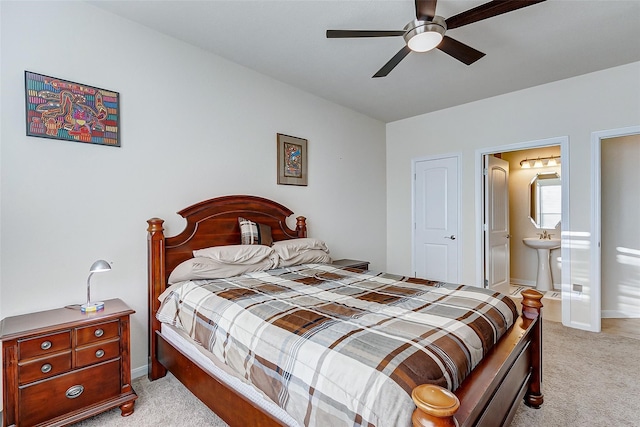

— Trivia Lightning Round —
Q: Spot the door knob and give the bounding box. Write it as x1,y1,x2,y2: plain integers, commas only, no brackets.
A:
444,235,456,240
506,234,511,239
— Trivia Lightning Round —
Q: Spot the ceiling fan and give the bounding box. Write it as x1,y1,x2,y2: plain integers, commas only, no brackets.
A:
326,0,546,78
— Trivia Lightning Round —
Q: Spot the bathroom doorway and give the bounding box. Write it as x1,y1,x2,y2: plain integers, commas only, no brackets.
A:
475,137,570,323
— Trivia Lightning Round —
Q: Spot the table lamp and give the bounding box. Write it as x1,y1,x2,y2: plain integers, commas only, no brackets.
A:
81,259,111,313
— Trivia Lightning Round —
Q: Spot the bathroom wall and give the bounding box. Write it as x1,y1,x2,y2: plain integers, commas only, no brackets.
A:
502,147,561,288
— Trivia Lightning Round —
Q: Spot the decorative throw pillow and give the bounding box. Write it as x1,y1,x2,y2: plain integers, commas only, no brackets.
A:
238,217,273,246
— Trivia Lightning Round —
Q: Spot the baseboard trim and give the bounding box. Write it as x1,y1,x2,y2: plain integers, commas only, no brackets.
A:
132,365,148,379
601,310,640,319
509,278,536,287
510,278,561,290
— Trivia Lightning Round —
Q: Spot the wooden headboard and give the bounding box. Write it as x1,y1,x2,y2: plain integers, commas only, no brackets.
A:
146,195,306,377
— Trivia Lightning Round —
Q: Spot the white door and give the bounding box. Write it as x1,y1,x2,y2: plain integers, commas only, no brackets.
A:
484,156,510,293
413,156,459,283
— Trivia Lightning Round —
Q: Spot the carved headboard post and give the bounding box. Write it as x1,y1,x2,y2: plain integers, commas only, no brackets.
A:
147,218,167,380
296,216,307,238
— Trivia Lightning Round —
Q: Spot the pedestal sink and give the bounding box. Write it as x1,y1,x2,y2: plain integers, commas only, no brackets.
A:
523,237,561,292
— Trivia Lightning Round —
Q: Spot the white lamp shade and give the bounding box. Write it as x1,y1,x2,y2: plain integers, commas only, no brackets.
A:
90,259,111,273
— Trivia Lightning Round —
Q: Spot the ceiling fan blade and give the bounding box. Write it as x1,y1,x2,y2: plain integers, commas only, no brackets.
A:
326,30,405,38
446,0,546,30
415,0,438,20
373,46,412,78
437,36,485,65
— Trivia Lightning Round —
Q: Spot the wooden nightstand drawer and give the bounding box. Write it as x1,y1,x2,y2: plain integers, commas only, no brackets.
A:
1,299,137,426
19,330,71,359
19,358,122,426
76,319,119,346
76,337,121,368
18,351,72,385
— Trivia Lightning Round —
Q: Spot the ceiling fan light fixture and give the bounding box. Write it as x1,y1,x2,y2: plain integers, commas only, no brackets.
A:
404,17,446,52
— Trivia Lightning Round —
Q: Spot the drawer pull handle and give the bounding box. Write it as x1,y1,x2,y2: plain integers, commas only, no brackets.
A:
41,341,52,350
41,363,52,374
95,349,105,358
65,385,84,399
94,328,104,338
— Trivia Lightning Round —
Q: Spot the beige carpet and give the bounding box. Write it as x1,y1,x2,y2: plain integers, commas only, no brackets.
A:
510,320,640,427
75,320,640,426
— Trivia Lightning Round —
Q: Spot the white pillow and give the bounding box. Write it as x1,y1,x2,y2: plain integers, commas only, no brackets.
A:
193,244,277,264
277,250,332,267
272,238,329,261
168,256,278,284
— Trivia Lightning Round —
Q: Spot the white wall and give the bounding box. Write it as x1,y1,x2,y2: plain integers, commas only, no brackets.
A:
386,62,640,328
0,0,386,391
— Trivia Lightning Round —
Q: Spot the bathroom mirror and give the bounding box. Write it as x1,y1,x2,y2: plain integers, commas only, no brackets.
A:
529,172,561,229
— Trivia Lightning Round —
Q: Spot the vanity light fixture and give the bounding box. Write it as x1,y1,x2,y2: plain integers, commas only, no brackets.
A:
81,259,111,313
519,155,560,169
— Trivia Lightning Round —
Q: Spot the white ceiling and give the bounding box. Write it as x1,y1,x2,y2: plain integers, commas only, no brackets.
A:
89,0,640,123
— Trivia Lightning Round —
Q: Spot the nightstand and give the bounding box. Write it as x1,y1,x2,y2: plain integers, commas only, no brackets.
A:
1,298,137,426
332,259,370,270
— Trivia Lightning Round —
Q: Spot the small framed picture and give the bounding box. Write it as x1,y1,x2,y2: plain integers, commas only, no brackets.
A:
277,133,307,186
25,71,120,147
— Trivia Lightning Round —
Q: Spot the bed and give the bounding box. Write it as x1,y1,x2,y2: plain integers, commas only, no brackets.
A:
147,195,543,427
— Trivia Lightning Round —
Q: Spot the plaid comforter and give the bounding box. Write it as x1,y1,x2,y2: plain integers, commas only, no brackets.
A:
157,264,517,427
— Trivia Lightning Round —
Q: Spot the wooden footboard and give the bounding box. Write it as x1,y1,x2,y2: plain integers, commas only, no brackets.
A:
412,289,544,427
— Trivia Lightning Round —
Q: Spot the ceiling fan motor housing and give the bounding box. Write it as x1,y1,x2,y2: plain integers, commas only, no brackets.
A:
403,16,447,52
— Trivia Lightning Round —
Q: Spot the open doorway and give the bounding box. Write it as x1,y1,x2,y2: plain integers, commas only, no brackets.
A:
475,137,570,323
591,126,640,332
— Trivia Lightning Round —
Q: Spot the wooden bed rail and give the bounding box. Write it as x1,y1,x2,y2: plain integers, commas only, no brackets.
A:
411,289,544,427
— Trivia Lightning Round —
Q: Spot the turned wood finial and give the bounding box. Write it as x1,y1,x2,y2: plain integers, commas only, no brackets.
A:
411,384,460,427
521,289,544,320
295,216,307,237
147,218,165,233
